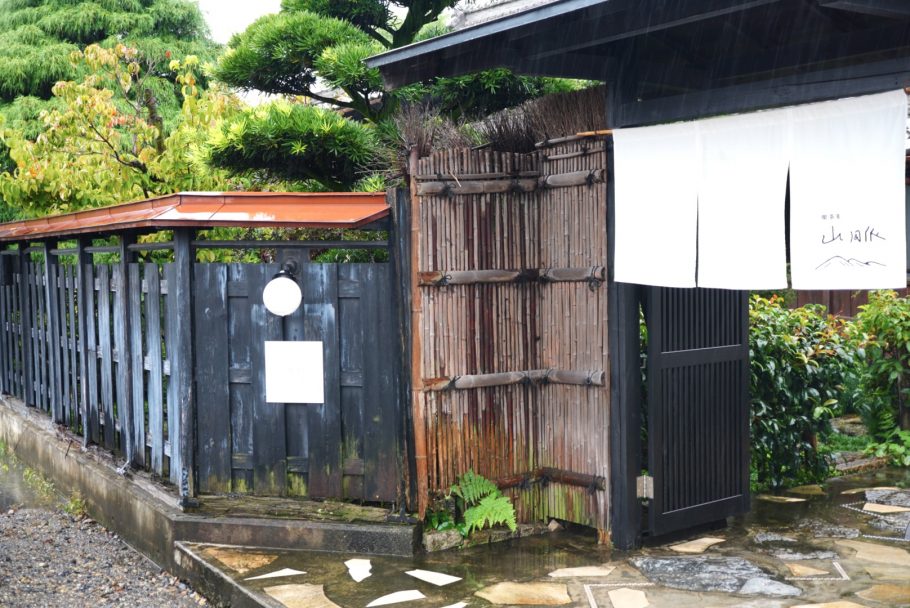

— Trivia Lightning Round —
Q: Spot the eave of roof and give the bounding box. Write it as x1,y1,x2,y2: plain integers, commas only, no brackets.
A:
0,192,389,243
367,0,910,126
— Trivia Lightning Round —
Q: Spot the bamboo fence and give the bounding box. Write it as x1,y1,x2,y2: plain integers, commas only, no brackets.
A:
413,138,610,533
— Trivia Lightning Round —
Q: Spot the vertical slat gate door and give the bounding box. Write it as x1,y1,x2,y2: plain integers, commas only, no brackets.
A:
645,287,750,537
193,262,401,502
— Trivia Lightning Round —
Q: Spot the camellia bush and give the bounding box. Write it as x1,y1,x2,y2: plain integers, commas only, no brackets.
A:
748,295,866,489
855,290,910,437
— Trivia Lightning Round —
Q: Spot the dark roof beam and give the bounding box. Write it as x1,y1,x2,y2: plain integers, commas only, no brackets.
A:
616,54,910,126
819,0,910,19
512,0,786,63
509,51,610,80
702,19,910,84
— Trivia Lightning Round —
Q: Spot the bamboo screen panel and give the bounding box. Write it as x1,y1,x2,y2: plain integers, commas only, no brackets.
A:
415,140,609,531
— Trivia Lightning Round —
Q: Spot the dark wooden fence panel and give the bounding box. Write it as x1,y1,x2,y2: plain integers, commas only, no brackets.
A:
1,249,399,505
192,261,400,501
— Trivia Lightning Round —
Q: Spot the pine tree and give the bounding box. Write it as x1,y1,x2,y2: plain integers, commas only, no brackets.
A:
209,0,578,188
0,0,218,132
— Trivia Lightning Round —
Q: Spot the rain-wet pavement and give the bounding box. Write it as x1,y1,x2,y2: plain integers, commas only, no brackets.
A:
187,468,910,608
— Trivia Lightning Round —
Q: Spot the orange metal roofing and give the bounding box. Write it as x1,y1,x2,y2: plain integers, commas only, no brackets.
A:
0,192,389,242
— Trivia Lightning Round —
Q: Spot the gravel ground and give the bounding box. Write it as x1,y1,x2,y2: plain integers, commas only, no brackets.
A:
0,507,207,608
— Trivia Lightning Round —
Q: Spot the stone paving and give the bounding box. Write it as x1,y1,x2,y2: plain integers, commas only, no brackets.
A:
187,469,910,608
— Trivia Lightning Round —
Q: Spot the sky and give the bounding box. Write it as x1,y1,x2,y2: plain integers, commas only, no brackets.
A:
196,0,283,44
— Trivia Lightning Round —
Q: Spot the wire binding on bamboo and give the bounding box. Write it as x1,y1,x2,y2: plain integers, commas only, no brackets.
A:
423,368,605,391
418,266,605,286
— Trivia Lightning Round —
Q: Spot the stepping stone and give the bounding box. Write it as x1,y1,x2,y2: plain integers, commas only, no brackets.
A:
405,569,461,586
786,563,830,577
344,558,372,582
548,565,615,578
754,532,797,544
669,537,725,554
787,485,826,497
366,590,426,607
607,587,649,608
865,563,910,581
757,495,806,503
245,568,306,581
771,549,837,561
631,556,768,593
264,583,340,608
441,604,468,608
855,583,910,604
791,603,867,608
836,540,910,567
841,486,899,495
739,577,801,597
797,519,859,539
201,547,278,575
866,488,910,507
863,502,910,514
475,582,572,605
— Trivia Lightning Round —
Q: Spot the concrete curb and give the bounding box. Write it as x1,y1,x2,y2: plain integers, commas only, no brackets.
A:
0,396,420,574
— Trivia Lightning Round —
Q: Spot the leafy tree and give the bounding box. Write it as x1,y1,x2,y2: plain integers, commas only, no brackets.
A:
0,0,218,131
210,0,579,188
0,44,239,216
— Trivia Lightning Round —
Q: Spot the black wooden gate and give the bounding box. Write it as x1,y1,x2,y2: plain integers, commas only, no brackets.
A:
645,287,750,536
193,261,400,502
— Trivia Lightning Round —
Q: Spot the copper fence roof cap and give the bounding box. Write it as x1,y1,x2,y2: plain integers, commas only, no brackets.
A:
0,192,389,242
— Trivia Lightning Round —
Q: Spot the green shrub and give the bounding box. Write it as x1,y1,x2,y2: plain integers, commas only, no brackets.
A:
855,290,910,440
748,295,864,489
866,428,910,467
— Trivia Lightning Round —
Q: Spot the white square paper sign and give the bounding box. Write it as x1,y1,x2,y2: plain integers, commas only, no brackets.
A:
264,341,325,404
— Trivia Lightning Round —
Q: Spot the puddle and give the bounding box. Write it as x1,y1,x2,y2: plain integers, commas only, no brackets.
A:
0,442,61,510
190,468,910,607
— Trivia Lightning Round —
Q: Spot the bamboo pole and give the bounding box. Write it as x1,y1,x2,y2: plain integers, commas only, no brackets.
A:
408,146,429,518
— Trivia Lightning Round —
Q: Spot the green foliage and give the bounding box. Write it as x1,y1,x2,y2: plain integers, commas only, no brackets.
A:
866,428,910,467
749,295,865,489
407,69,584,121
211,0,586,187
0,0,217,128
442,469,518,536
0,44,239,216
207,100,378,191
450,469,499,506
22,466,55,498
463,493,517,534
447,469,517,536
855,290,910,441
63,491,88,518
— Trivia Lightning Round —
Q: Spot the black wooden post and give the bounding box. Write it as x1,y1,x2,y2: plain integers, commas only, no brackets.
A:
43,241,65,424
0,249,9,396
114,232,136,463
389,187,416,510
173,228,197,506
16,245,32,406
607,73,644,550
75,237,91,446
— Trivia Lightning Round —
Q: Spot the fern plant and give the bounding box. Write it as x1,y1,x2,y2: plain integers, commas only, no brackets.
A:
451,470,499,506
448,469,517,535
464,494,517,533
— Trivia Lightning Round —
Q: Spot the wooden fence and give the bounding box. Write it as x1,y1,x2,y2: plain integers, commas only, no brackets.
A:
409,140,611,533
0,249,191,491
0,236,401,504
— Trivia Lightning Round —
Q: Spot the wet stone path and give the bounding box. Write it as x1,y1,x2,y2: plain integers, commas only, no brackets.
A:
189,469,910,608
